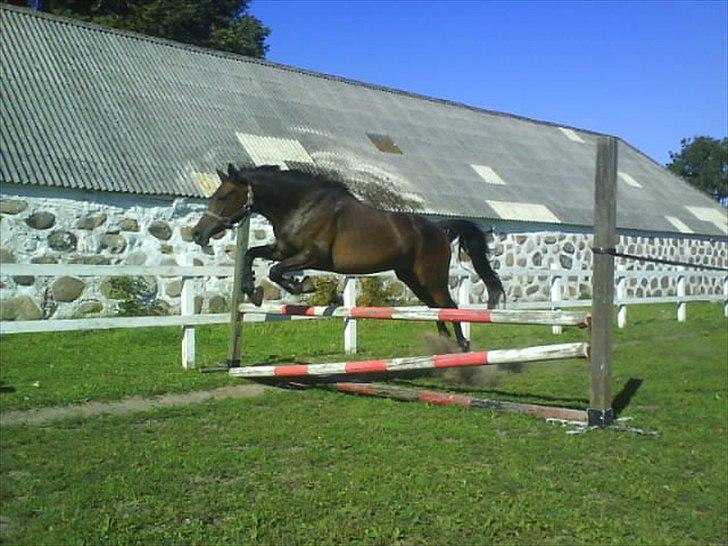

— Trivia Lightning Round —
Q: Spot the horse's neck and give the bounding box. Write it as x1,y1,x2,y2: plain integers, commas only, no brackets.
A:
250,176,306,228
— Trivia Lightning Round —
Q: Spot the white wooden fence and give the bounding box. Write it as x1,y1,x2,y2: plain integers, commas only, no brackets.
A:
1,263,726,367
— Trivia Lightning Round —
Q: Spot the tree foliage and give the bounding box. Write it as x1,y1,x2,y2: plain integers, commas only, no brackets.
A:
667,136,728,201
11,0,269,58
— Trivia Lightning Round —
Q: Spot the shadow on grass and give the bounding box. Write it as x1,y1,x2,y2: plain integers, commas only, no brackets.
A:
252,374,590,409
612,378,643,417
247,373,645,416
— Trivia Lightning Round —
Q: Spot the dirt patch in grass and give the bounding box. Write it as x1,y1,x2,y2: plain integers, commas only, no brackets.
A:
0,384,272,427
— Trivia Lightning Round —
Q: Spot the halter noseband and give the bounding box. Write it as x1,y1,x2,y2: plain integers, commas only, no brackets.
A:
202,183,254,228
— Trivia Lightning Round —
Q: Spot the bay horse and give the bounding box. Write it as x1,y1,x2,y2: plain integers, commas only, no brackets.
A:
192,164,505,351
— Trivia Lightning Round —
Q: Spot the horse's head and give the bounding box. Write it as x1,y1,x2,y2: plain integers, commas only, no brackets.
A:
192,163,252,247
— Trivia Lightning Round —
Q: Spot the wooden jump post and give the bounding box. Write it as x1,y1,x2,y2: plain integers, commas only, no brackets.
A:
226,219,249,368
589,136,617,427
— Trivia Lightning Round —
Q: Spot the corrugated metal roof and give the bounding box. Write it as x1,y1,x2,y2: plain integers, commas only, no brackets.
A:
1,4,726,236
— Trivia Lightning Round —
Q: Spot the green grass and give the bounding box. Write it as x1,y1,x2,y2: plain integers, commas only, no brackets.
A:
1,303,727,545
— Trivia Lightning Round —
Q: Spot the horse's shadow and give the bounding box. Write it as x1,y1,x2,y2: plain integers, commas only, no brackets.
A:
251,372,644,417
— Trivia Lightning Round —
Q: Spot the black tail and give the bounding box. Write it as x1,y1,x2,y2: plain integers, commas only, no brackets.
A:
438,219,506,308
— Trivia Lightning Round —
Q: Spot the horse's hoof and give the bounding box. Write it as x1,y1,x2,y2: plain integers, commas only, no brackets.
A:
460,341,471,353
300,276,315,293
249,286,264,306
241,274,256,295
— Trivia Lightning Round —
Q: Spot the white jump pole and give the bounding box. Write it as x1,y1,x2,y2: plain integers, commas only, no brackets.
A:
550,262,562,335
457,274,471,341
616,264,627,329
677,268,686,322
180,254,195,369
343,276,357,354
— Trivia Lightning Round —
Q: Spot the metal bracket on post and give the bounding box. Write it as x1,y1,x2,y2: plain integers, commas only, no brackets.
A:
587,408,615,428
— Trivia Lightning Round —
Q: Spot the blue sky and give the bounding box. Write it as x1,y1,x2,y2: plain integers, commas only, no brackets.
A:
250,0,727,165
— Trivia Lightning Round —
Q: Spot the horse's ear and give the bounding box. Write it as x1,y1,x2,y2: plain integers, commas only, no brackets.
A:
216,168,227,181
227,163,237,177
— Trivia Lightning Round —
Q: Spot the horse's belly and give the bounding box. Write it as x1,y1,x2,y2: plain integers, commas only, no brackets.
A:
330,235,410,274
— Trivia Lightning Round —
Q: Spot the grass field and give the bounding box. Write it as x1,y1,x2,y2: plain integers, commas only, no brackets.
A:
1,303,727,545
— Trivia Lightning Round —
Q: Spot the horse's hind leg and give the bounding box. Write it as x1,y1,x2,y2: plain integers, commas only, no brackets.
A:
428,286,470,352
396,269,452,341
406,264,471,352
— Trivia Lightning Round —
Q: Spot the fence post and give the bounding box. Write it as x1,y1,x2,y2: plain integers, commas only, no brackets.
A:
457,274,471,341
589,136,617,428
550,263,562,335
616,264,626,329
724,275,728,318
677,268,686,322
226,219,250,368
180,254,195,369
343,276,357,354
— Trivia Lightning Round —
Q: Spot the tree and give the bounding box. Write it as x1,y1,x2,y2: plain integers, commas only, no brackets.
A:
9,0,270,58
667,136,728,202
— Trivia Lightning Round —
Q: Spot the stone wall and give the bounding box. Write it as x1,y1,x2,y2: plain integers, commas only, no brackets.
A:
479,232,727,304
0,185,237,320
1,184,726,321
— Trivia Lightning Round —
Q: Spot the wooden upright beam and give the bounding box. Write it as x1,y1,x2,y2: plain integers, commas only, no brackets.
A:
226,219,250,368
589,137,618,427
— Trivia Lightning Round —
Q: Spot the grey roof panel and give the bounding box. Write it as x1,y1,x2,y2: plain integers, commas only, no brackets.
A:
1,5,725,236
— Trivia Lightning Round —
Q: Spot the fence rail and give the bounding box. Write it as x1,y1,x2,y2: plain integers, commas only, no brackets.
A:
1,263,726,367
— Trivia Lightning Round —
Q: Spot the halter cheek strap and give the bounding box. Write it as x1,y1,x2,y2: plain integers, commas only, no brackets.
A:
203,183,255,228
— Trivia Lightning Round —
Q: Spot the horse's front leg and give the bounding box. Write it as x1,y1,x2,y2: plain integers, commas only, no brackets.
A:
241,245,279,304
268,250,320,295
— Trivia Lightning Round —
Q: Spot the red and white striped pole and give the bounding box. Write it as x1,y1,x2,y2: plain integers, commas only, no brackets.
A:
229,342,589,379
239,303,589,327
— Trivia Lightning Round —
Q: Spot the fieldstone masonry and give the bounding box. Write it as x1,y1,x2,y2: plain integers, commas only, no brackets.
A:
0,186,236,320
1,185,726,321
482,232,727,304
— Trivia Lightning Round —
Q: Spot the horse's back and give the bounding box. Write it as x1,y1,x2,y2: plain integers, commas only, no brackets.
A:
329,201,449,274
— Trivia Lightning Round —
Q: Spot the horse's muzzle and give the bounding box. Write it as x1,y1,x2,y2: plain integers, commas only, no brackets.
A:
192,227,209,247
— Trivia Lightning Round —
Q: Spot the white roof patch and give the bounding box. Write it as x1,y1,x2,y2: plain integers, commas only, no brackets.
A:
558,127,586,143
685,206,728,233
235,133,314,169
618,171,642,188
192,171,221,198
471,164,506,185
486,200,561,223
664,216,694,234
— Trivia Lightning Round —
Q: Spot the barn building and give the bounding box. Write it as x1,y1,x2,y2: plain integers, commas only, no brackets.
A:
1,4,726,320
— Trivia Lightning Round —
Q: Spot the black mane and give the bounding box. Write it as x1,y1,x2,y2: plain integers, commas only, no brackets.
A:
238,164,355,197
